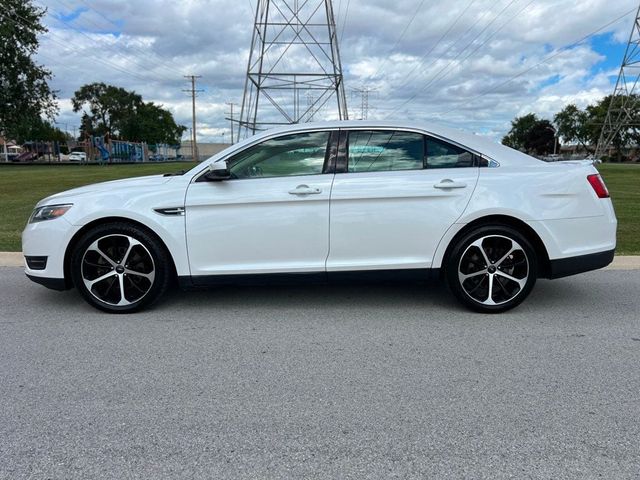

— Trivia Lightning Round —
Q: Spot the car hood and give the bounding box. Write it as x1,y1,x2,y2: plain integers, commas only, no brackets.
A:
37,174,173,207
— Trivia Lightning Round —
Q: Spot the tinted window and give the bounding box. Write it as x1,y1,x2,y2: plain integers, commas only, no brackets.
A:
347,130,424,173
228,131,330,179
426,137,474,169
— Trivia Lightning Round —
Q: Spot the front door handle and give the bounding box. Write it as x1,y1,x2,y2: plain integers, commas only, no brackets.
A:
289,184,322,195
434,179,467,189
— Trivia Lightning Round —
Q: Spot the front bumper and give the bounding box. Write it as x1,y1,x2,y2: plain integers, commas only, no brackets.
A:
22,216,80,288
25,274,68,291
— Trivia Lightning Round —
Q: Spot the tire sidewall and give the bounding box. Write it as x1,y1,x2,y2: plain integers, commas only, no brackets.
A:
70,223,171,313
446,225,538,313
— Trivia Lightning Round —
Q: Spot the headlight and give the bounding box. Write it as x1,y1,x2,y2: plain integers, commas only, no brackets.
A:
29,204,73,223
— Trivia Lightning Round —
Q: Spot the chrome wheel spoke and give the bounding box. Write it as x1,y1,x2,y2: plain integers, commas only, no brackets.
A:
495,245,517,268
117,275,131,306
459,269,487,283
121,238,142,266
84,271,117,290
495,270,527,289
87,240,117,267
469,238,491,267
485,274,496,305
125,268,155,283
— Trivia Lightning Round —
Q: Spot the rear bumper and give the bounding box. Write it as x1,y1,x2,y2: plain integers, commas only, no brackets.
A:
548,249,615,279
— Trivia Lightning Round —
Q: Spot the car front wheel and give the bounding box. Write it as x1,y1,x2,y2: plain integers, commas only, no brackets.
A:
70,223,172,313
446,225,538,313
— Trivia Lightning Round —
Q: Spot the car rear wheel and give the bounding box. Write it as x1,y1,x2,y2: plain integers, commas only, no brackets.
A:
446,225,538,313
70,223,172,313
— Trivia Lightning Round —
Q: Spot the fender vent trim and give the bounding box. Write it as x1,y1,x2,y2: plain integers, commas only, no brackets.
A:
154,207,185,216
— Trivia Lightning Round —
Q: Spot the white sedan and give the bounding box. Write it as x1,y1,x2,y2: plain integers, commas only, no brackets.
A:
22,121,617,313
68,151,87,162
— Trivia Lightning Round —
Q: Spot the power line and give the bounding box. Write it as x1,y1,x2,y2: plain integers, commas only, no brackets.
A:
386,0,521,118
66,0,184,73
1,5,153,83
390,0,479,91
339,0,351,42
437,7,638,118
402,0,536,110
368,0,428,81
38,0,179,84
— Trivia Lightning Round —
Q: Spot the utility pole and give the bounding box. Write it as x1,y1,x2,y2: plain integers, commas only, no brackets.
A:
238,0,348,139
225,101,237,144
183,75,203,160
595,2,640,159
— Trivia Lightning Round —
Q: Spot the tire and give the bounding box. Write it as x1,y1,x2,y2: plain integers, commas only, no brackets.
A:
70,222,172,313
445,225,538,313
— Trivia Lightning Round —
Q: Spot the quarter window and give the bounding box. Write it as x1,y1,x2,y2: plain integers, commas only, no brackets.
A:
426,137,474,169
228,131,330,179
347,130,425,173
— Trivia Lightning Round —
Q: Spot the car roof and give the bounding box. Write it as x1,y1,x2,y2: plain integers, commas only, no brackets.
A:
204,120,540,167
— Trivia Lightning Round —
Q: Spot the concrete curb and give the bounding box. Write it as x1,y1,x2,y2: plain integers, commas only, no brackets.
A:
1,251,639,269
0,252,23,267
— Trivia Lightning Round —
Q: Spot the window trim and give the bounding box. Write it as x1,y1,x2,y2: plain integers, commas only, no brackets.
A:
194,129,338,182
342,129,426,174
424,135,480,169
339,127,490,174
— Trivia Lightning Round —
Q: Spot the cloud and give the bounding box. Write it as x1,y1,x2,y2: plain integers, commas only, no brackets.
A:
34,0,639,142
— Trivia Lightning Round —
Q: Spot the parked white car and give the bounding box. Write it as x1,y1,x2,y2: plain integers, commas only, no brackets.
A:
68,151,87,162
22,121,616,313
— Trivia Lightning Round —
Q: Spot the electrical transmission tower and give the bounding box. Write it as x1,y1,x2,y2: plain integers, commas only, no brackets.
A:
352,86,376,120
238,0,348,139
595,3,640,159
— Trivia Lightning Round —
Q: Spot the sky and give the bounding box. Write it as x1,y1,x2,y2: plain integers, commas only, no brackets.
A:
30,0,640,143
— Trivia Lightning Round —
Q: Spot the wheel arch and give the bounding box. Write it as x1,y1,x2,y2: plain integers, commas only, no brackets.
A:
439,215,551,279
63,216,178,288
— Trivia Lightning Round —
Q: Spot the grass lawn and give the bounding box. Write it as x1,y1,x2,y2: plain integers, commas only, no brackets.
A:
0,162,197,251
0,162,638,254
597,163,640,255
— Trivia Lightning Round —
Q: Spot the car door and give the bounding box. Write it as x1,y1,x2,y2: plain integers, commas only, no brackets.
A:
185,130,337,279
326,129,479,272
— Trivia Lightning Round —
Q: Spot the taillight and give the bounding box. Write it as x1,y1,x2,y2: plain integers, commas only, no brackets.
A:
587,174,610,198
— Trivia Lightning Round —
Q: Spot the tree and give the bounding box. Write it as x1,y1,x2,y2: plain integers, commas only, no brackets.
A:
554,104,590,151
524,119,556,156
120,102,186,145
72,83,186,144
502,113,557,155
551,96,640,160
71,83,142,139
14,117,68,144
0,0,58,140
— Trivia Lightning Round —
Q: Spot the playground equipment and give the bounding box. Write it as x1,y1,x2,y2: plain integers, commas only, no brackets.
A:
91,136,147,163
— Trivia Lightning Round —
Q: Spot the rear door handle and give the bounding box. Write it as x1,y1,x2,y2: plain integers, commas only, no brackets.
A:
289,184,322,195
434,179,467,189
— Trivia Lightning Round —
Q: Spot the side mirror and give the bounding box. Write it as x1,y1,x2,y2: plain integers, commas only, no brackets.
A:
203,161,231,181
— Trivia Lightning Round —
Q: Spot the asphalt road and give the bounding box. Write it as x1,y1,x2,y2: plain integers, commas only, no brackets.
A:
1,267,639,479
